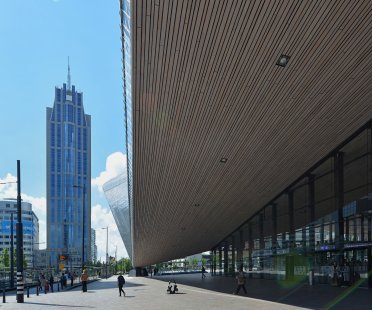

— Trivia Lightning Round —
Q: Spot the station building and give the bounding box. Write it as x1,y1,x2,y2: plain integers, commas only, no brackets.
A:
113,0,372,287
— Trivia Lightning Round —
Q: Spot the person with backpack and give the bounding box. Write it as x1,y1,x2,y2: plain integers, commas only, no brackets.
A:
117,272,126,297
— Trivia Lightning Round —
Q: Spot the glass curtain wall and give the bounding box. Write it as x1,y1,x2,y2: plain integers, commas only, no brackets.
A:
212,122,372,287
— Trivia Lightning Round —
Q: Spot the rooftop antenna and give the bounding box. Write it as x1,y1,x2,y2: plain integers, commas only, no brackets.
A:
67,56,71,90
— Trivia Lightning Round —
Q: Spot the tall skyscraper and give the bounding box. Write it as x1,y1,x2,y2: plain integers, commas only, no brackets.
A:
46,62,91,270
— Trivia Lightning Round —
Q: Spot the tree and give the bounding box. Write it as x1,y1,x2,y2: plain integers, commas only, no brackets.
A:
12,249,27,269
117,258,132,273
201,257,207,268
191,258,198,270
1,248,10,267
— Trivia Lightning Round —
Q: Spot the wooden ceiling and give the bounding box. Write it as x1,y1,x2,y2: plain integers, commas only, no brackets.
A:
131,0,372,266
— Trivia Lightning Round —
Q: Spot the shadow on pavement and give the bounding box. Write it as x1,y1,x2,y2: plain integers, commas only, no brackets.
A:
151,273,372,310
23,301,94,308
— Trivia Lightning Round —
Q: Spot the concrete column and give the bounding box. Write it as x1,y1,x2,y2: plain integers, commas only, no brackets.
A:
223,241,228,276
272,204,278,256
272,204,278,273
231,236,236,273
334,152,345,264
288,191,295,251
248,223,253,277
218,246,222,275
307,175,315,253
237,229,244,269
259,213,264,278
320,219,325,244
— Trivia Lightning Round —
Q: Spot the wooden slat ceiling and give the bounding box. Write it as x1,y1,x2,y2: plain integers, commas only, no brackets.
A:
131,0,372,267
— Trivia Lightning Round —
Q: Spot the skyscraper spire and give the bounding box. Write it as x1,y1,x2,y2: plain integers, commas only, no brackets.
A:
67,56,71,90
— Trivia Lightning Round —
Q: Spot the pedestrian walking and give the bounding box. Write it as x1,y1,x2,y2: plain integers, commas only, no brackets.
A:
44,279,49,294
233,267,247,295
81,269,88,292
49,274,54,292
202,266,207,279
60,273,65,290
40,274,46,293
117,272,126,297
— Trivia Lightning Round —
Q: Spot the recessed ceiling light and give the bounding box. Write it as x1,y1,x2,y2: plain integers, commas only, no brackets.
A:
220,158,228,163
276,54,290,67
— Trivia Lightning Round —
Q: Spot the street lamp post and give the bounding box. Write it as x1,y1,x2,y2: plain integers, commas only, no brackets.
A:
10,212,14,288
102,227,108,279
16,160,24,303
73,184,86,272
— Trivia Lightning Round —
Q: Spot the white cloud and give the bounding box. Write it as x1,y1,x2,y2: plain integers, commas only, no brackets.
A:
91,152,126,192
0,173,47,249
91,203,128,261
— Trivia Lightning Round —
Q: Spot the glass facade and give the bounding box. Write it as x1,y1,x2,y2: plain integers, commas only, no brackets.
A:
46,81,91,270
103,173,132,259
211,122,372,287
0,200,39,268
120,0,133,259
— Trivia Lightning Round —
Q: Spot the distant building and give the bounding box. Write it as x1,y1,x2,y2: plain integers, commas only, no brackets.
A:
91,228,97,263
46,62,91,269
0,199,39,268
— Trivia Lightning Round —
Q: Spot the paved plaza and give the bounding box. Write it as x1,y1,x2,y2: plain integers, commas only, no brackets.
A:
0,273,371,309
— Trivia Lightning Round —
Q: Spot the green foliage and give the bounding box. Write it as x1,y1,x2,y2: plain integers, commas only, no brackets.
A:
201,258,207,267
191,258,199,269
117,258,132,272
1,249,10,267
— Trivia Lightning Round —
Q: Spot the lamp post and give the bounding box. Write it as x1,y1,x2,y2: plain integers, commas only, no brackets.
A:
16,160,24,303
73,184,86,272
101,227,108,279
10,212,15,288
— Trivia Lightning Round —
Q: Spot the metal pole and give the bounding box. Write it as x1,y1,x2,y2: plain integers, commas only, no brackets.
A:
16,160,24,303
82,184,85,272
106,227,108,279
10,213,14,288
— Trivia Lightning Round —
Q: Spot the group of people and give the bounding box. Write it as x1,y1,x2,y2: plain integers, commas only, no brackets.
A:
60,271,78,289
37,270,88,293
37,273,54,293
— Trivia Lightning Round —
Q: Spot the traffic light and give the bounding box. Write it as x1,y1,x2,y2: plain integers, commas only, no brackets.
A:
59,254,69,261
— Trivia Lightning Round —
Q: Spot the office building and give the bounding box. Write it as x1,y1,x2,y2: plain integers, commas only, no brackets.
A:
0,199,39,268
46,63,91,269
91,228,97,263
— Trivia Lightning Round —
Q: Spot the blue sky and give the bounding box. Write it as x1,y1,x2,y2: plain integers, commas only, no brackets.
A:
0,0,128,260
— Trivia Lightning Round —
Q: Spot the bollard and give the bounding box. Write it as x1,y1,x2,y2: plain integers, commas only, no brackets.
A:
27,287,29,298
2,289,5,303
58,283,60,291
36,286,39,296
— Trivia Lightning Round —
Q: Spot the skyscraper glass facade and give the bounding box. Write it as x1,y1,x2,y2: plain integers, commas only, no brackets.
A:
46,81,91,269
119,0,133,259
103,173,132,258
